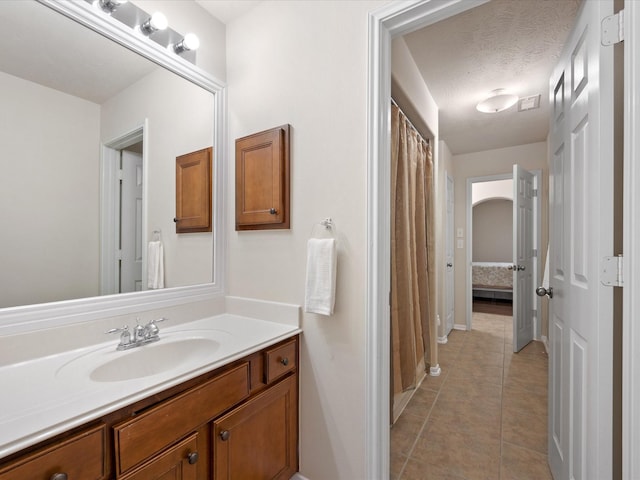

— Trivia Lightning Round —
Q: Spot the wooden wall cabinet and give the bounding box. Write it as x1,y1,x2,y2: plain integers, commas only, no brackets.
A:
175,147,212,233
235,125,290,231
0,336,299,480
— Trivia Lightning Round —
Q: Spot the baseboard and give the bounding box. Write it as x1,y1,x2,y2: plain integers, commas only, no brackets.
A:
541,335,549,354
437,335,448,344
453,324,467,331
290,474,310,480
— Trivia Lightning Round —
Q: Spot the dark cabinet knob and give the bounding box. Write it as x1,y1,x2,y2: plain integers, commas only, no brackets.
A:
269,208,277,215
173,217,178,223
187,452,199,464
50,474,68,480
220,430,230,441
280,357,289,366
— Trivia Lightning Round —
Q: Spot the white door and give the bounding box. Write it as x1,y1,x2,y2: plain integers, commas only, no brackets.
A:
512,165,535,352
547,0,615,478
445,173,455,335
120,150,143,293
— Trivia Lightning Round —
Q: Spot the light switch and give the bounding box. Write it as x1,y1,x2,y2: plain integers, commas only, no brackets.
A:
456,239,463,249
456,228,463,238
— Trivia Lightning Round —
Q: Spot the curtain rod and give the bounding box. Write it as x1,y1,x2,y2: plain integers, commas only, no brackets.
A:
391,97,430,145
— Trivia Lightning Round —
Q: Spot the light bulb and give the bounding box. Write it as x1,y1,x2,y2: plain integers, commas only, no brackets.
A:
140,12,168,35
174,33,200,53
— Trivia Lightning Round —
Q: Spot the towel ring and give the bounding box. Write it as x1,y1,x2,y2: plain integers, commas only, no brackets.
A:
310,218,336,239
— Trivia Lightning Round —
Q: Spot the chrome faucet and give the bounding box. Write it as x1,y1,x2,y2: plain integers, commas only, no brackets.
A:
106,317,168,350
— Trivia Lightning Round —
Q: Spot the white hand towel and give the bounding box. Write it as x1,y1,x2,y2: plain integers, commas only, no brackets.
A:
147,241,164,289
304,238,337,315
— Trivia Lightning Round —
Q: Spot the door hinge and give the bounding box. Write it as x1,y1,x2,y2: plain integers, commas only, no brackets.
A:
602,10,624,46
601,255,623,287
117,169,124,180
532,189,538,197
116,249,122,261
532,248,538,258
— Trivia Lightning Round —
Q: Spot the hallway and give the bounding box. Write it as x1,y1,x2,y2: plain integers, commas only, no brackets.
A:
391,311,550,479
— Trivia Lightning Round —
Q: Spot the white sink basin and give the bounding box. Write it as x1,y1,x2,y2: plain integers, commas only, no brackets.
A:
89,338,220,382
56,331,229,383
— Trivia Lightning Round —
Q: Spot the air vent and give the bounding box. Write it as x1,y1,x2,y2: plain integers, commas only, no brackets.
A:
518,95,541,112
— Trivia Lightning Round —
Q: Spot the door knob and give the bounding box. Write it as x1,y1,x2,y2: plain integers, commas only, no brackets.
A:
446,263,453,267
536,286,553,298
220,430,230,441
507,264,516,270
517,265,526,271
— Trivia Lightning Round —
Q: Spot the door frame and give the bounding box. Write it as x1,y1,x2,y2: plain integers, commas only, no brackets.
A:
623,3,640,478
442,170,454,340
100,121,148,296
464,171,542,338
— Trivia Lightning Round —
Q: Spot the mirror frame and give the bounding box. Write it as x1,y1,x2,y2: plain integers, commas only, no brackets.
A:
0,0,227,334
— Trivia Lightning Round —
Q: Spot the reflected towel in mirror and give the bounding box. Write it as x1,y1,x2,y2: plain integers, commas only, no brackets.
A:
304,238,337,315
147,241,164,289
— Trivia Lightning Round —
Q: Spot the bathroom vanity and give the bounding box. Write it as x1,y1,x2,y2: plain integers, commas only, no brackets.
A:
0,312,300,480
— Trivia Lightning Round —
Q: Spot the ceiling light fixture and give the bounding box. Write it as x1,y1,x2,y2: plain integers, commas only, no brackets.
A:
140,12,168,35
476,89,519,113
98,0,127,13
174,33,200,53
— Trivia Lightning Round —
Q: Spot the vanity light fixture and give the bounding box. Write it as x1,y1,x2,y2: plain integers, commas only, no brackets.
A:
476,88,519,113
140,12,168,35
174,33,200,53
97,0,127,13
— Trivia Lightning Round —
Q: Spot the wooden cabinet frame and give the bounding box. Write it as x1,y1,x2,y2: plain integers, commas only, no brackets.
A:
235,125,290,230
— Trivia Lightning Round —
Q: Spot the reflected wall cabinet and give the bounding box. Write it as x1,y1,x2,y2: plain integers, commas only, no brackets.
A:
235,125,290,231
175,147,212,233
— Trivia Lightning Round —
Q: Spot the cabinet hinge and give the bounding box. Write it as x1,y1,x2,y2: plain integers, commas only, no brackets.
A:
601,255,623,287
602,10,624,46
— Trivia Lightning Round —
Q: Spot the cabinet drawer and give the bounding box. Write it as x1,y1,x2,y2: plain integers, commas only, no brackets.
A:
0,424,105,480
264,339,297,384
120,433,199,480
114,363,249,476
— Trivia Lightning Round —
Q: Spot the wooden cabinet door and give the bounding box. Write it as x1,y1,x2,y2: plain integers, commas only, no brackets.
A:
120,434,199,480
0,425,106,480
235,125,290,230
213,375,297,480
175,147,212,233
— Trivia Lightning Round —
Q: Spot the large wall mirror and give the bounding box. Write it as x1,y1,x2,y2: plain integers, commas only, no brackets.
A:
0,0,225,323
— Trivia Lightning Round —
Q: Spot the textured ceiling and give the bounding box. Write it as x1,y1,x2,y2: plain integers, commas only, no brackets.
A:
403,0,581,155
195,0,262,24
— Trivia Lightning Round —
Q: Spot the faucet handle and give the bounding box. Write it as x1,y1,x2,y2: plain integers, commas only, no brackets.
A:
106,325,132,350
145,317,167,338
106,325,129,335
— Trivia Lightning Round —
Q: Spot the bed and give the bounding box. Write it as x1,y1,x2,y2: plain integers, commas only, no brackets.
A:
472,262,513,301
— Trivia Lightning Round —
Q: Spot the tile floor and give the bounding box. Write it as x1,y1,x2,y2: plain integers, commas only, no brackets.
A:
391,311,550,480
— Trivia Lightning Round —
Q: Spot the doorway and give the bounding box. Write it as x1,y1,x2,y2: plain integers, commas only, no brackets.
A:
366,1,583,478
100,123,148,296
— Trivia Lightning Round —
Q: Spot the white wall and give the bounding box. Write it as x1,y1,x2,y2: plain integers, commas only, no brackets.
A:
100,68,214,288
452,141,548,330
391,37,439,138
472,178,513,204
226,1,384,478
472,199,513,262
0,71,100,308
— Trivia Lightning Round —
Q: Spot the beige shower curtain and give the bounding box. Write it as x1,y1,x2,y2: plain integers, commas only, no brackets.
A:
391,103,436,402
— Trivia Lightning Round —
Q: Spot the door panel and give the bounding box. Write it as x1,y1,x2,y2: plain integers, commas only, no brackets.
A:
445,173,454,335
512,164,534,352
120,150,143,293
547,1,615,478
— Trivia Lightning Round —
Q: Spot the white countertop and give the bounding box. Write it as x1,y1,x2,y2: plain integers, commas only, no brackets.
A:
0,313,301,460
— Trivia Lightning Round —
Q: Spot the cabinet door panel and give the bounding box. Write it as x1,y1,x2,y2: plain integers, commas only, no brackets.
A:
213,375,297,480
0,424,105,480
120,434,198,480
